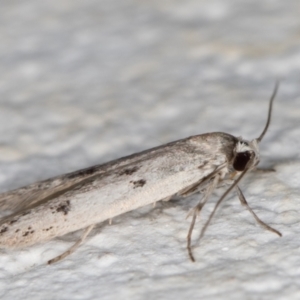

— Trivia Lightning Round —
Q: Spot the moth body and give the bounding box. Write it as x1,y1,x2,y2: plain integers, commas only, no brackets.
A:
0,83,280,263
0,133,238,248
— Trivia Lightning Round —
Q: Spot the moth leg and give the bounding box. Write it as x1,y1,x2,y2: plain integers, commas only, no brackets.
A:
48,224,95,264
235,186,281,236
187,175,220,262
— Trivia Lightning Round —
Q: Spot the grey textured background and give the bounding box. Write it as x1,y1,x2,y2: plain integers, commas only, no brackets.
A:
0,1,300,299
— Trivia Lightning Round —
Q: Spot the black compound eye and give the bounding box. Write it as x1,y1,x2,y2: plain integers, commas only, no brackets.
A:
233,151,251,171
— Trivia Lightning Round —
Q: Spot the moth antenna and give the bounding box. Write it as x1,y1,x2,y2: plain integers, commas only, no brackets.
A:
257,81,279,143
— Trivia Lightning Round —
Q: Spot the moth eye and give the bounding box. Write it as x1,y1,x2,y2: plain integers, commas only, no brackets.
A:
233,151,251,171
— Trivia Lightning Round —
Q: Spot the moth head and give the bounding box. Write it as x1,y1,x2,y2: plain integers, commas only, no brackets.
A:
232,139,259,172
232,81,279,172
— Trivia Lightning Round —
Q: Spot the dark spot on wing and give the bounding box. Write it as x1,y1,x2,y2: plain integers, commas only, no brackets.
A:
9,219,18,225
198,161,209,169
67,166,99,179
15,229,20,233
56,200,71,215
43,226,53,231
23,229,35,237
0,227,8,234
130,179,146,188
119,166,139,176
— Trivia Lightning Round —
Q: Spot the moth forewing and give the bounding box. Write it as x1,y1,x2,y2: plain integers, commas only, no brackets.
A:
0,134,235,247
0,83,280,264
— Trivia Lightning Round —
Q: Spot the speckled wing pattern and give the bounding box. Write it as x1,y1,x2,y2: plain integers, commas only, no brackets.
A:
0,132,237,248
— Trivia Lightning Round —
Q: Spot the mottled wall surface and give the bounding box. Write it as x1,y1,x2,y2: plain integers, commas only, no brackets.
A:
0,1,300,299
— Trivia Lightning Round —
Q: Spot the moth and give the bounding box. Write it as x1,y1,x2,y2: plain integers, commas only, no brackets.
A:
0,83,281,264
